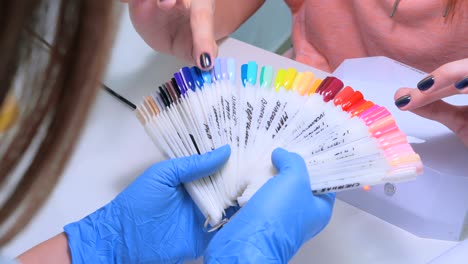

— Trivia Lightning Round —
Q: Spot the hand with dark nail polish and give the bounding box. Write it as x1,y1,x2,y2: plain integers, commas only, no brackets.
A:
417,75,435,91
394,95,411,108
126,0,223,70
394,58,468,146
455,76,468,90
200,53,212,69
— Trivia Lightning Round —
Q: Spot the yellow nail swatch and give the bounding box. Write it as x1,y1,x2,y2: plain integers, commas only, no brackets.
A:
274,69,287,92
291,72,304,91
283,68,298,90
297,72,315,95
307,78,323,95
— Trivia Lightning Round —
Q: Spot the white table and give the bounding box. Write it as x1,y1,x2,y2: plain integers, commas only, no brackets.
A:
3,8,466,263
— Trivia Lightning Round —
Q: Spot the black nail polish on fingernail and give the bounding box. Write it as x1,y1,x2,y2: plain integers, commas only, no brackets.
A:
454,76,468,90
200,53,212,69
417,75,435,91
395,95,411,108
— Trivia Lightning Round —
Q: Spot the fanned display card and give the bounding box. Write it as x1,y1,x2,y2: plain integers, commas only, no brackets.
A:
135,58,423,227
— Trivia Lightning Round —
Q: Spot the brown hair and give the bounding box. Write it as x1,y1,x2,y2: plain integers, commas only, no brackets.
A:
0,0,117,245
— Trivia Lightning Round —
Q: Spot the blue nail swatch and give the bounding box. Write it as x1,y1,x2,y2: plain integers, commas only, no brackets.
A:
247,61,258,85
181,67,196,92
241,64,248,87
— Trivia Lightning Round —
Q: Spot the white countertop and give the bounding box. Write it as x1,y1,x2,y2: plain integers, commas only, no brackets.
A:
3,7,466,263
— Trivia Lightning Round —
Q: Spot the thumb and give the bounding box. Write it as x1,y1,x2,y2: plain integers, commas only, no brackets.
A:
271,148,310,185
190,0,217,70
167,144,231,186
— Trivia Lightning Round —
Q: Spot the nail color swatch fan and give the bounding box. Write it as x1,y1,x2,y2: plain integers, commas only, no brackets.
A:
135,58,423,227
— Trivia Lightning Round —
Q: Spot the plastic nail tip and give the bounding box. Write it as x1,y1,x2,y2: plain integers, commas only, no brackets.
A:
284,68,298,90
307,78,323,95
322,77,344,102
227,58,236,83
214,58,223,81
247,61,258,85
181,67,196,91
334,86,354,106
291,72,304,91
174,72,187,95
190,67,204,88
220,58,228,80
298,72,314,95
341,91,364,111
315,77,332,94
260,66,273,88
350,101,375,117
241,64,248,87
275,69,287,91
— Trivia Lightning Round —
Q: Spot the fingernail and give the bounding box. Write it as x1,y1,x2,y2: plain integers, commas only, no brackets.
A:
454,76,468,90
417,75,435,91
200,53,212,69
395,95,411,108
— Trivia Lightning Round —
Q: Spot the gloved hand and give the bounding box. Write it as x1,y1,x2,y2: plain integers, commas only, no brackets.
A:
204,148,335,263
64,145,231,263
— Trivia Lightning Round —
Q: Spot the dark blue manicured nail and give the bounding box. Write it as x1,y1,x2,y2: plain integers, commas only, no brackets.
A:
395,95,411,108
454,76,468,90
200,53,212,69
417,75,435,91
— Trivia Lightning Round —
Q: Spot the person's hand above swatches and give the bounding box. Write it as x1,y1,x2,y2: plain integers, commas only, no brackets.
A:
394,58,468,146
123,0,265,70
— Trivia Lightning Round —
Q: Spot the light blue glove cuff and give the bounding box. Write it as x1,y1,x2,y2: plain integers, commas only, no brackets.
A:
64,202,123,264
65,198,207,264
64,145,231,264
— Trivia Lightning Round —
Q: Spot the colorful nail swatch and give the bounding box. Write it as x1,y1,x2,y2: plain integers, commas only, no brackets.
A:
136,58,423,227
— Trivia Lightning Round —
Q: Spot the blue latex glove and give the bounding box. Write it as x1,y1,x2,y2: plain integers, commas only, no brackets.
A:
205,148,335,263
64,145,231,263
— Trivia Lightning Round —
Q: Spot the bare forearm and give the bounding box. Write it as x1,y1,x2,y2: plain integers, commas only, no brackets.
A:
17,233,71,264
214,0,265,40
